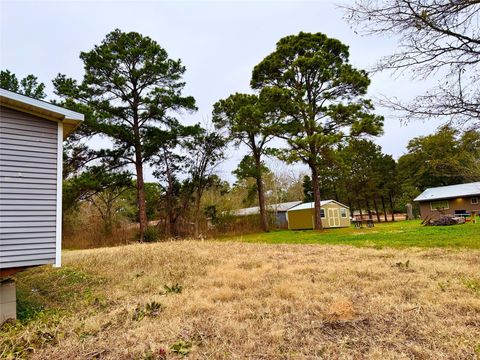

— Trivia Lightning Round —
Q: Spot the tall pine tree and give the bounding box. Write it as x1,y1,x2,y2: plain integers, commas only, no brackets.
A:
251,32,383,230
54,29,196,240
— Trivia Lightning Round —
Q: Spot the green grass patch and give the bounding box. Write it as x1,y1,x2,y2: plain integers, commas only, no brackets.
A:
463,278,480,294
15,266,102,313
222,221,480,249
1,266,105,359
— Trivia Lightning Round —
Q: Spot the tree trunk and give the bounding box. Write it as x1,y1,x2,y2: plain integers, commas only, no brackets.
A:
193,188,203,237
103,201,113,235
333,184,339,202
347,198,353,219
389,191,395,222
365,197,372,220
165,174,175,237
133,104,147,241
381,195,388,222
165,199,171,237
162,150,177,237
135,161,148,241
357,200,363,220
310,164,323,230
167,213,176,237
254,153,269,232
373,198,381,223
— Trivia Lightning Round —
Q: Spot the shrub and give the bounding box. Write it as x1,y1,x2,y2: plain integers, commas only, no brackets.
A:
143,226,161,242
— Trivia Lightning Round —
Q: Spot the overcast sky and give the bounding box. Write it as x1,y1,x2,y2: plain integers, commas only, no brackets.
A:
0,0,445,182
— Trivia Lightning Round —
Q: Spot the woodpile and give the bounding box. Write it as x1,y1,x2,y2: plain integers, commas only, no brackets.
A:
424,215,466,226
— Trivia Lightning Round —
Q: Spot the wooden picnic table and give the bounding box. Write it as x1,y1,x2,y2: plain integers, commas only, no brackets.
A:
352,219,374,228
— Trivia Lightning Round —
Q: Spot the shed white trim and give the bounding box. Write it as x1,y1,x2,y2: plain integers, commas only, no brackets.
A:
55,122,63,267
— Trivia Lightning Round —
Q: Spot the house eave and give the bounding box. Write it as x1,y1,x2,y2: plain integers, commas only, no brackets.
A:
0,88,83,139
414,193,480,202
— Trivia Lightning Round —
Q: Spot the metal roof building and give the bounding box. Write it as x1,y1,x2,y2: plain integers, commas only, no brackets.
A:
414,182,480,202
413,182,480,220
230,201,302,217
230,201,303,228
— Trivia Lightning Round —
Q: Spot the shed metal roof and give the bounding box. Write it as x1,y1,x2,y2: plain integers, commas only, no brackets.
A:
230,201,303,216
288,200,349,212
231,206,261,216
0,88,84,138
414,182,480,202
269,201,302,212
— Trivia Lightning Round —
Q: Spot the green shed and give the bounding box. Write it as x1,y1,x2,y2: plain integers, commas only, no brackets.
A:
287,200,350,230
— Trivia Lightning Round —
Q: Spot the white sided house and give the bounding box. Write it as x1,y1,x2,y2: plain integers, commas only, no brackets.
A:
0,89,83,322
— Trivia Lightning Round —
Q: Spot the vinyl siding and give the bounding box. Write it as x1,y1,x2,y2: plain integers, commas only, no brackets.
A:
0,106,58,269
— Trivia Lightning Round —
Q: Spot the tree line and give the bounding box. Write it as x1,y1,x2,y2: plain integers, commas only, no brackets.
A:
2,0,479,240
303,127,480,221
1,30,383,237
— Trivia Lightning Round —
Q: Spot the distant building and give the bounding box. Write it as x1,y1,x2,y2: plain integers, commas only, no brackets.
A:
414,182,480,219
230,201,302,227
269,201,303,227
287,200,350,230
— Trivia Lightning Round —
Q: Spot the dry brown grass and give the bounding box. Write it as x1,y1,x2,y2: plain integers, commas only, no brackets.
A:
6,241,480,359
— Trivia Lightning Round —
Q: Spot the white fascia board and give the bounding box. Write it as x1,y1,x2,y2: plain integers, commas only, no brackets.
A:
0,88,84,122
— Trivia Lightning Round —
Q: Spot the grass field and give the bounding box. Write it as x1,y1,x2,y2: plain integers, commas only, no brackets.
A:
1,231,480,359
226,220,480,249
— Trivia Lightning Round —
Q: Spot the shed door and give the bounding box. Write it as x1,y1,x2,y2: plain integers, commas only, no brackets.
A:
328,208,340,227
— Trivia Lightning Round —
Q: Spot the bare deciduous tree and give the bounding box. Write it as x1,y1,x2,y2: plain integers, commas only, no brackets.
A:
343,0,480,129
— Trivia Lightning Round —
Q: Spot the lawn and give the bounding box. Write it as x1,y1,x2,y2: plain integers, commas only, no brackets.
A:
226,220,480,249
1,240,480,359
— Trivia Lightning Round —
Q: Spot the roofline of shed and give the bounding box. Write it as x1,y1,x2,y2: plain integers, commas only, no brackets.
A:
0,88,84,139
327,199,350,208
288,199,350,211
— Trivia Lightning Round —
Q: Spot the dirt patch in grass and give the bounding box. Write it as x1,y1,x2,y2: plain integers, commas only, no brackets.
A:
2,241,479,359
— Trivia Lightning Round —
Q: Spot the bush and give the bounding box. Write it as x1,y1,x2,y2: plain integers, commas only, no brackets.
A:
143,226,160,242
63,202,136,249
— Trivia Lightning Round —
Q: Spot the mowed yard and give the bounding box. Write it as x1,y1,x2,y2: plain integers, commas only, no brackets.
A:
225,220,480,249
2,222,480,359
